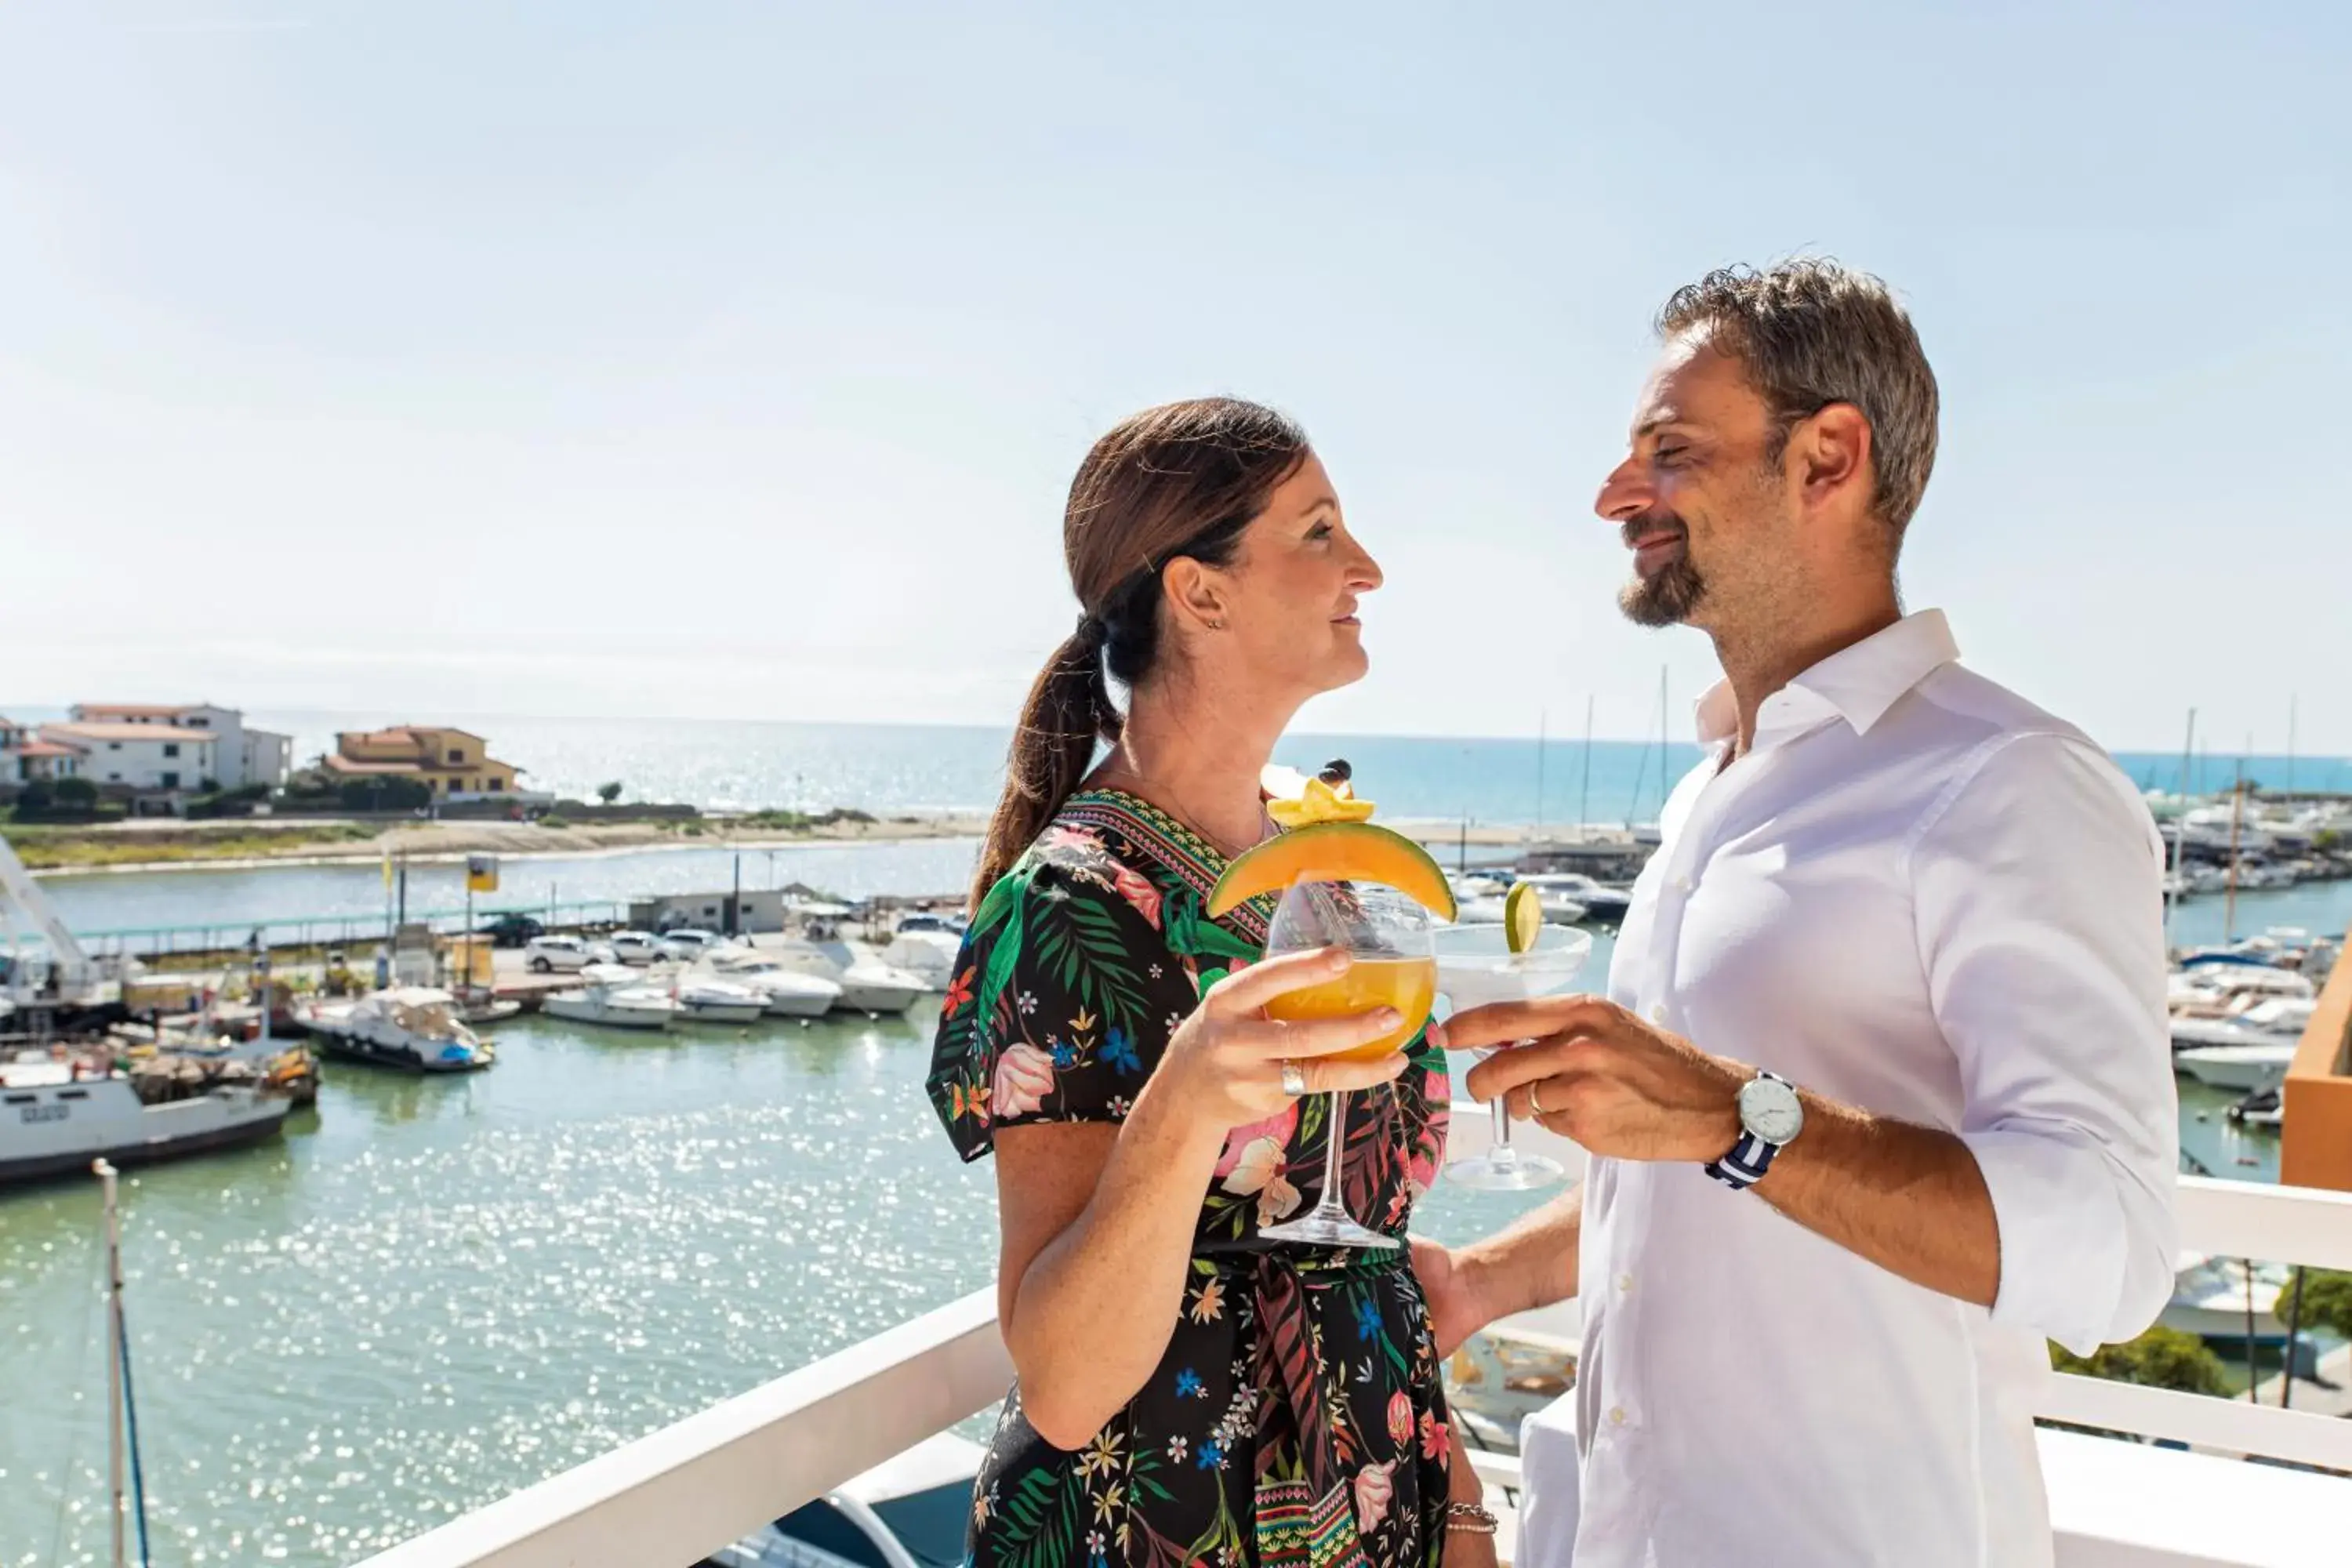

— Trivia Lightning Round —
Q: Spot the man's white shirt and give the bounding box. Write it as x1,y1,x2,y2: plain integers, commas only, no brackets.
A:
1570,609,2179,1567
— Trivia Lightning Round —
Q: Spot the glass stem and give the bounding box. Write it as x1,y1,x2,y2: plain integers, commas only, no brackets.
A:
1490,1094,1518,1166
1316,1090,1350,1214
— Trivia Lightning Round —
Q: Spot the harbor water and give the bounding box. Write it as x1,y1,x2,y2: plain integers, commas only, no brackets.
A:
4,722,2347,1563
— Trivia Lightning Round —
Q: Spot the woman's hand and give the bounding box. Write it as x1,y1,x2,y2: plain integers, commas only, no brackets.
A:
1443,1422,1499,1568
1145,948,1411,1132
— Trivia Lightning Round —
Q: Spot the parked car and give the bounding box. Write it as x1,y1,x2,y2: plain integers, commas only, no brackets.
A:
524,935,593,974
604,930,666,965
659,929,728,961
478,912,546,948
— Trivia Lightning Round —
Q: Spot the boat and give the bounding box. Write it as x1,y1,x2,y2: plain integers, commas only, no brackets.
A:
669,977,770,1025
878,930,960,990
2227,1086,2283,1129
2173,1042,2296,1093
542,971,681,1031
2158,1254,2299,1347
1512,872,1632,923
771,938,925,1014
1,1059,290,1185
2169,997,2317,1051
702,1432,981,1568
699,951,844,1018
299,988,495,1073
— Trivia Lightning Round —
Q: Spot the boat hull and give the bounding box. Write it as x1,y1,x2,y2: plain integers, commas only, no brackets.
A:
311,1030,493,1073
0,1096,290,1187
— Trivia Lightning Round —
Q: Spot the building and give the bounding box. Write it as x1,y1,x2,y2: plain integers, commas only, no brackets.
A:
626,889,789,935
0,717,83,783
67,702,293,790
325,726,523,801
38,720,216,792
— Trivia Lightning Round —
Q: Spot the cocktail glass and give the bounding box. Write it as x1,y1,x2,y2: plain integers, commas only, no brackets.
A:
1436,922,1594,1191
1257,879,1436,1251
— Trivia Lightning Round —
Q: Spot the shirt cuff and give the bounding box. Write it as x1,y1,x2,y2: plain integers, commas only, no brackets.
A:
1960,1123,2132,1357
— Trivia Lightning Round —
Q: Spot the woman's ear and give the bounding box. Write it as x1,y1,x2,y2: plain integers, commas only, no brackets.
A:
1162,557,1231,633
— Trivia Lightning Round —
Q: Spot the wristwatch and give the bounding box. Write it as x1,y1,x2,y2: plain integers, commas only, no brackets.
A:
1705,1069,1803,1191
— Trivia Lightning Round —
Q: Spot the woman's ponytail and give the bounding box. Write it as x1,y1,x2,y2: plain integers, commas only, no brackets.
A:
967,617,1121,909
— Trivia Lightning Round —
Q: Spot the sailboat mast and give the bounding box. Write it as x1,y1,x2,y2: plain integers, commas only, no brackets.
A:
100,1158,127,1568
1578,695,1595,837
1534,709,1548,837
2165,709,2195,946
2224,752,2246,945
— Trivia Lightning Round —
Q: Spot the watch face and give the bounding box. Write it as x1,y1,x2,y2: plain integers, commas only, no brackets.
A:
1740,1074,1804,1145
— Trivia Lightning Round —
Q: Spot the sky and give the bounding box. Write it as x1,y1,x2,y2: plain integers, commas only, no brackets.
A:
2,2,2347,755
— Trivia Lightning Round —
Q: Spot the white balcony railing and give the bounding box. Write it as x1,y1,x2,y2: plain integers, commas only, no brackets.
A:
352,1112,2352,1568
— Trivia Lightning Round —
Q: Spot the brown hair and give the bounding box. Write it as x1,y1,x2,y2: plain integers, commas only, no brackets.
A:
1657,258,1940,543
967,397,1310,908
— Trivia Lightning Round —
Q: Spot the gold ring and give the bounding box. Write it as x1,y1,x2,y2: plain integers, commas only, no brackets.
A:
1528,1080,1548,1116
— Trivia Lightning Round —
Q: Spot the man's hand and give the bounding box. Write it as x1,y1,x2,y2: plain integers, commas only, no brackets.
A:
1436,995,1747,1163
1410,1236,1486,1358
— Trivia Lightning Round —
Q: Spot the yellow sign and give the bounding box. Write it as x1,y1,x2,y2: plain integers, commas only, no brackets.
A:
466,855,499,893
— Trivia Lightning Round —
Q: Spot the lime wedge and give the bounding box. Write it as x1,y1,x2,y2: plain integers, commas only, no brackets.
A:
1503,881,1544,955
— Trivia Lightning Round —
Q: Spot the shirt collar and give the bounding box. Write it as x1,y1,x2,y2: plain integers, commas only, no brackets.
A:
1693,609,1961,746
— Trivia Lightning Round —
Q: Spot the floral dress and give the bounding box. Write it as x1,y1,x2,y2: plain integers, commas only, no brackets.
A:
927,789,1454,1568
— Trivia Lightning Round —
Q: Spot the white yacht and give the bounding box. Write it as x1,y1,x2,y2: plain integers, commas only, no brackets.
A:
300,988,495,1073
1,1060,290,1185
878,929,961,991
2159,1254,2296,1345
2173,1042,2297,1094
543,970,681,1031
699,950,844,1018
1512,872,1632,922
669,977,769,1025
2170,997,2318,1052
772,938,925,1014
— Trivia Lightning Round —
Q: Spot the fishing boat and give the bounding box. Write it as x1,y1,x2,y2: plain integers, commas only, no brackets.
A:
0,1059,289,1185
299,988,495,1073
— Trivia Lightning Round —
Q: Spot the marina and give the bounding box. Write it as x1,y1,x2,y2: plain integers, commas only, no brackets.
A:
4,816,2347,1560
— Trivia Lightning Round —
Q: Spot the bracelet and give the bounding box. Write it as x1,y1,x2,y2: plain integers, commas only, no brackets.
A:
1442,1501,1498,1536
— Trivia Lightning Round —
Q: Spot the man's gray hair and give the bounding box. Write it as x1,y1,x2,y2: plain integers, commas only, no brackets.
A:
1657,259,1940,540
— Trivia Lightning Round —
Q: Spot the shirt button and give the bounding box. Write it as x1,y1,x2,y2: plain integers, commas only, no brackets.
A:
1609,1406,1628,1427
1648,1004,1668,1025
1618,1273,1635,1293
1672,873,1693,893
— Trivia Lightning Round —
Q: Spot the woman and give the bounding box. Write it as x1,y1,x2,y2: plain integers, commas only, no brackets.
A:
926,398,1494,1567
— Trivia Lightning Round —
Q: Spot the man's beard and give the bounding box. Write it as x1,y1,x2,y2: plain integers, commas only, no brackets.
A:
1617,516,1705,626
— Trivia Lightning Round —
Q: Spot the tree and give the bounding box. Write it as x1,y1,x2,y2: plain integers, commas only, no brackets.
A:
53,777,98,808
2050,1326,2227,1396
2296,1270,2352,1341
597,781,623,804
14,782,53,815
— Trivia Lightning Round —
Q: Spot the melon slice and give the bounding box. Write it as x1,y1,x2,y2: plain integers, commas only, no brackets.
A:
1207,821,1457,921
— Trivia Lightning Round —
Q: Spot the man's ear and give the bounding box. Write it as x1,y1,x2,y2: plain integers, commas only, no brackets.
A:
1791,402,1873,515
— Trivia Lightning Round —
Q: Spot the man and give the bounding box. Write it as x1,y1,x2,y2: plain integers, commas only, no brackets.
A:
1417,260,2178,1566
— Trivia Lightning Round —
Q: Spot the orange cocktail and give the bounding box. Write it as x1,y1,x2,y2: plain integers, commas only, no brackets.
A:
1263,956,1437,1064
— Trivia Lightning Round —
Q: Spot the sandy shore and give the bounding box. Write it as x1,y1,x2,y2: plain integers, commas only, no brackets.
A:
20,812,994,877
20,810,1612,879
